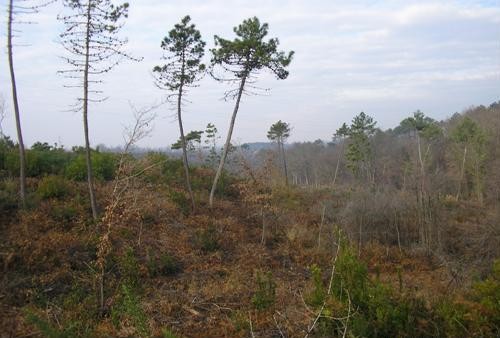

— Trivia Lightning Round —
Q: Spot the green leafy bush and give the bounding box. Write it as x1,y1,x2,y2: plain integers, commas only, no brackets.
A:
65,151,117,181
37,176,71,199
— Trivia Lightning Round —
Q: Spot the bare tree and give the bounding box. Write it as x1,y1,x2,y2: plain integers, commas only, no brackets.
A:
208,17,293,207
0,95,6,137
59,0,141,219
6,0,52,206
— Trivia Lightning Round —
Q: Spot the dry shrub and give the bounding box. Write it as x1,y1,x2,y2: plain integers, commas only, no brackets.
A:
339,188,422,248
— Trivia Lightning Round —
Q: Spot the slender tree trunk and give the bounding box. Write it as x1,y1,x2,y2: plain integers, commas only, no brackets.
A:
209,75,247,207
177,63,195,212
332,142,344,187
84,2,98,220
474,160,483,205
416,132,426,249
281,140,289,186
456,145,467,200
7,0,27,207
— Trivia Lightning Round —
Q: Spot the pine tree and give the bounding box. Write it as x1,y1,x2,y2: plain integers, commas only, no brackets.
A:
209,17,293,207
153,15,206,211
267,120,291,185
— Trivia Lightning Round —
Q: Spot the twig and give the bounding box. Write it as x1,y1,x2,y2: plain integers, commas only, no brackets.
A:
342,289,352,338
249,312,256,338
304,240,341,337
273,314,285,338
317,204,326,249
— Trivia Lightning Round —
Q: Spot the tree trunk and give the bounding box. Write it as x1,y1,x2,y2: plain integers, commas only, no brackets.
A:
281,140,289,186
84,2,98,220
7,0,27,207
456,145,467,200
209,75,247,207
474,160,483,205
332,142,344,187
177,61,195,212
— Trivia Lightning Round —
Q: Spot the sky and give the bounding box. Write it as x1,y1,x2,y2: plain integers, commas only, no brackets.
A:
0,0,499,148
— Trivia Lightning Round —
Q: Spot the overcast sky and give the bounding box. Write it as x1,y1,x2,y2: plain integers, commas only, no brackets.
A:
0,0,499,148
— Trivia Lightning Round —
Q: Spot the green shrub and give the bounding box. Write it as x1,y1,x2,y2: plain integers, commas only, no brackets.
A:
169,189,190,215
37,176,70,199
434,298,470,337
307,242,433,338
118,247,140,289
25,310,77,338
0,179,18,213
230,310,250,332
252,271,276,311
50,204,78,223
65,151,117,181
162,328,181,338
111,284,150,338
148,252,182,277
307,264,326,307
195,226,219,252
473,259,500,330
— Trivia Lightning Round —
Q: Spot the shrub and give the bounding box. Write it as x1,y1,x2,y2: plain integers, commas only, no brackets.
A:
148,252,182,277
0,179,18,213
65,151,117,181
169,189,190,215
472,259,500,331
111,284,150,338
162,328,181,338
25,310,76,338
307,242,433,337
194,226,219,252
37,176,70,199
307,264,326,307
252,271,276,311
118,247,140,290
49,204,78,223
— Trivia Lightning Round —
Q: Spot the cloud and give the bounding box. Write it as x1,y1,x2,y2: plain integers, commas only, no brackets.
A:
0,0,498,147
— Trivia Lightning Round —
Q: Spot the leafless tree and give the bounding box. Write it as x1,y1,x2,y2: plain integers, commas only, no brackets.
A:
58,0,141,219
6,0,52,206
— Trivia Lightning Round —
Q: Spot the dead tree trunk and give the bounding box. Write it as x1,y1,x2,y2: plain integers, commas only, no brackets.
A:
7,0,27,207
83,2,98,220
